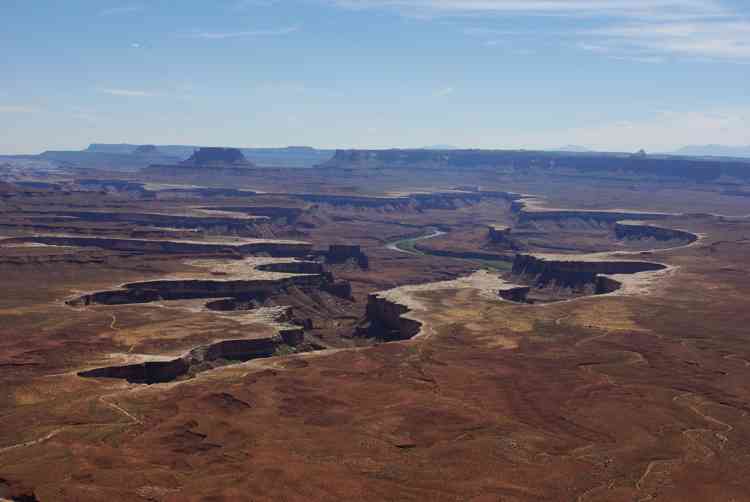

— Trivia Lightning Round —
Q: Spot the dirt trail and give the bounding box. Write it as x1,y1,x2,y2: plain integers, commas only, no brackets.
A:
0,428,63,454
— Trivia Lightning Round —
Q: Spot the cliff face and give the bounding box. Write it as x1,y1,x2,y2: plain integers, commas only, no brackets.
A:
78,335,287,384
297,191,509,212
67,271,346,307
78,358,190,384
325,245,369,269
615,221,698,243
364,294,422,341
517,209,666,224
8,236,312,257
498,286,531,302
46,210,265,235
487,225,522,250
512,254,666,291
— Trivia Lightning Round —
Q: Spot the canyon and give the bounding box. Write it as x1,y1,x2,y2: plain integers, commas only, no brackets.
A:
0,153,749,502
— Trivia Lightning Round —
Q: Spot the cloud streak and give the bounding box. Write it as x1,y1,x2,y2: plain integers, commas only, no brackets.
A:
191,26,299,39
99,88,156,97
328,0,729,19
329,1,749,62
581,20,750,61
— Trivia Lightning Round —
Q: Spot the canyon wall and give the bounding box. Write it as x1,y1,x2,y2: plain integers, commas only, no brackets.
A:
615,221,698,243
325,244,369,269
512,254,666,290
67,272,344,307
6,236,312,257
364,294,422,341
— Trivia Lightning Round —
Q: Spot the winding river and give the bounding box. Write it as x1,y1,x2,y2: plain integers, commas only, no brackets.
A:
385,229,446,254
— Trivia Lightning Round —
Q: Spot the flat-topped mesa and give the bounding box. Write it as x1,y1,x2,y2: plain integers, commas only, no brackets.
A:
615,221,698,243
67,270,348,307
181,147,255,168
132,144,161,156
38,210,266,235
78,320,307,384
6,235,312,257
325,244,369,269
66,256,353,307
512,254,666,292
316,149,750,182
517,208,668,224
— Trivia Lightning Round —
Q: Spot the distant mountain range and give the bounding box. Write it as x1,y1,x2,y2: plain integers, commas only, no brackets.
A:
84,144,334,168
671,145,750,158
13,144,336,171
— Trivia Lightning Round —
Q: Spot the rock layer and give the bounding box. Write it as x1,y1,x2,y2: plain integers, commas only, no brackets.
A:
512,254,667,291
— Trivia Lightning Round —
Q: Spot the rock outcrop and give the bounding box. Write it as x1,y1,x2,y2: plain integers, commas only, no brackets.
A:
31,210,265,235
498,286,531,302
363,294,422,341
66,269,347,307
615,221,698,243
517,209,667,225
325,244,369,269
512,254,666,291
79,333,295,384
487,225,522,250
181,147,254,167
7,236,312,257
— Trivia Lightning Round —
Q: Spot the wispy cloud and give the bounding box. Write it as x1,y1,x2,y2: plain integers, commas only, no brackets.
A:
234,0,278,8
432,86,455,97
581,21,750,61
253,81,344,98
328,1,729,19
0,105,38,113
99,88,156,97
330,1,748,62
99,5,143,16
191,25,299,39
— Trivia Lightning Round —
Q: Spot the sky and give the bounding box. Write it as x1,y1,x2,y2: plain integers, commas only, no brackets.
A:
1,0,749,154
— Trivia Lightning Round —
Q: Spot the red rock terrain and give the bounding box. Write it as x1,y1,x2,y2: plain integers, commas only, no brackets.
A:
1,163,749,501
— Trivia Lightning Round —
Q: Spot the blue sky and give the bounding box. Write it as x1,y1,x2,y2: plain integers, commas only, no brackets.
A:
1,0,749,154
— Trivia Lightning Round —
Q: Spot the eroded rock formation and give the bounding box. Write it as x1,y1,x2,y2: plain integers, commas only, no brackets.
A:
325,245,369,269
7,236,312,257
181,148,254,167
67,270,347,307
512,254,666,291
362,294,422,341
79,333,293,384
487,224,522,250
615,221,698,243
498,286,531,302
